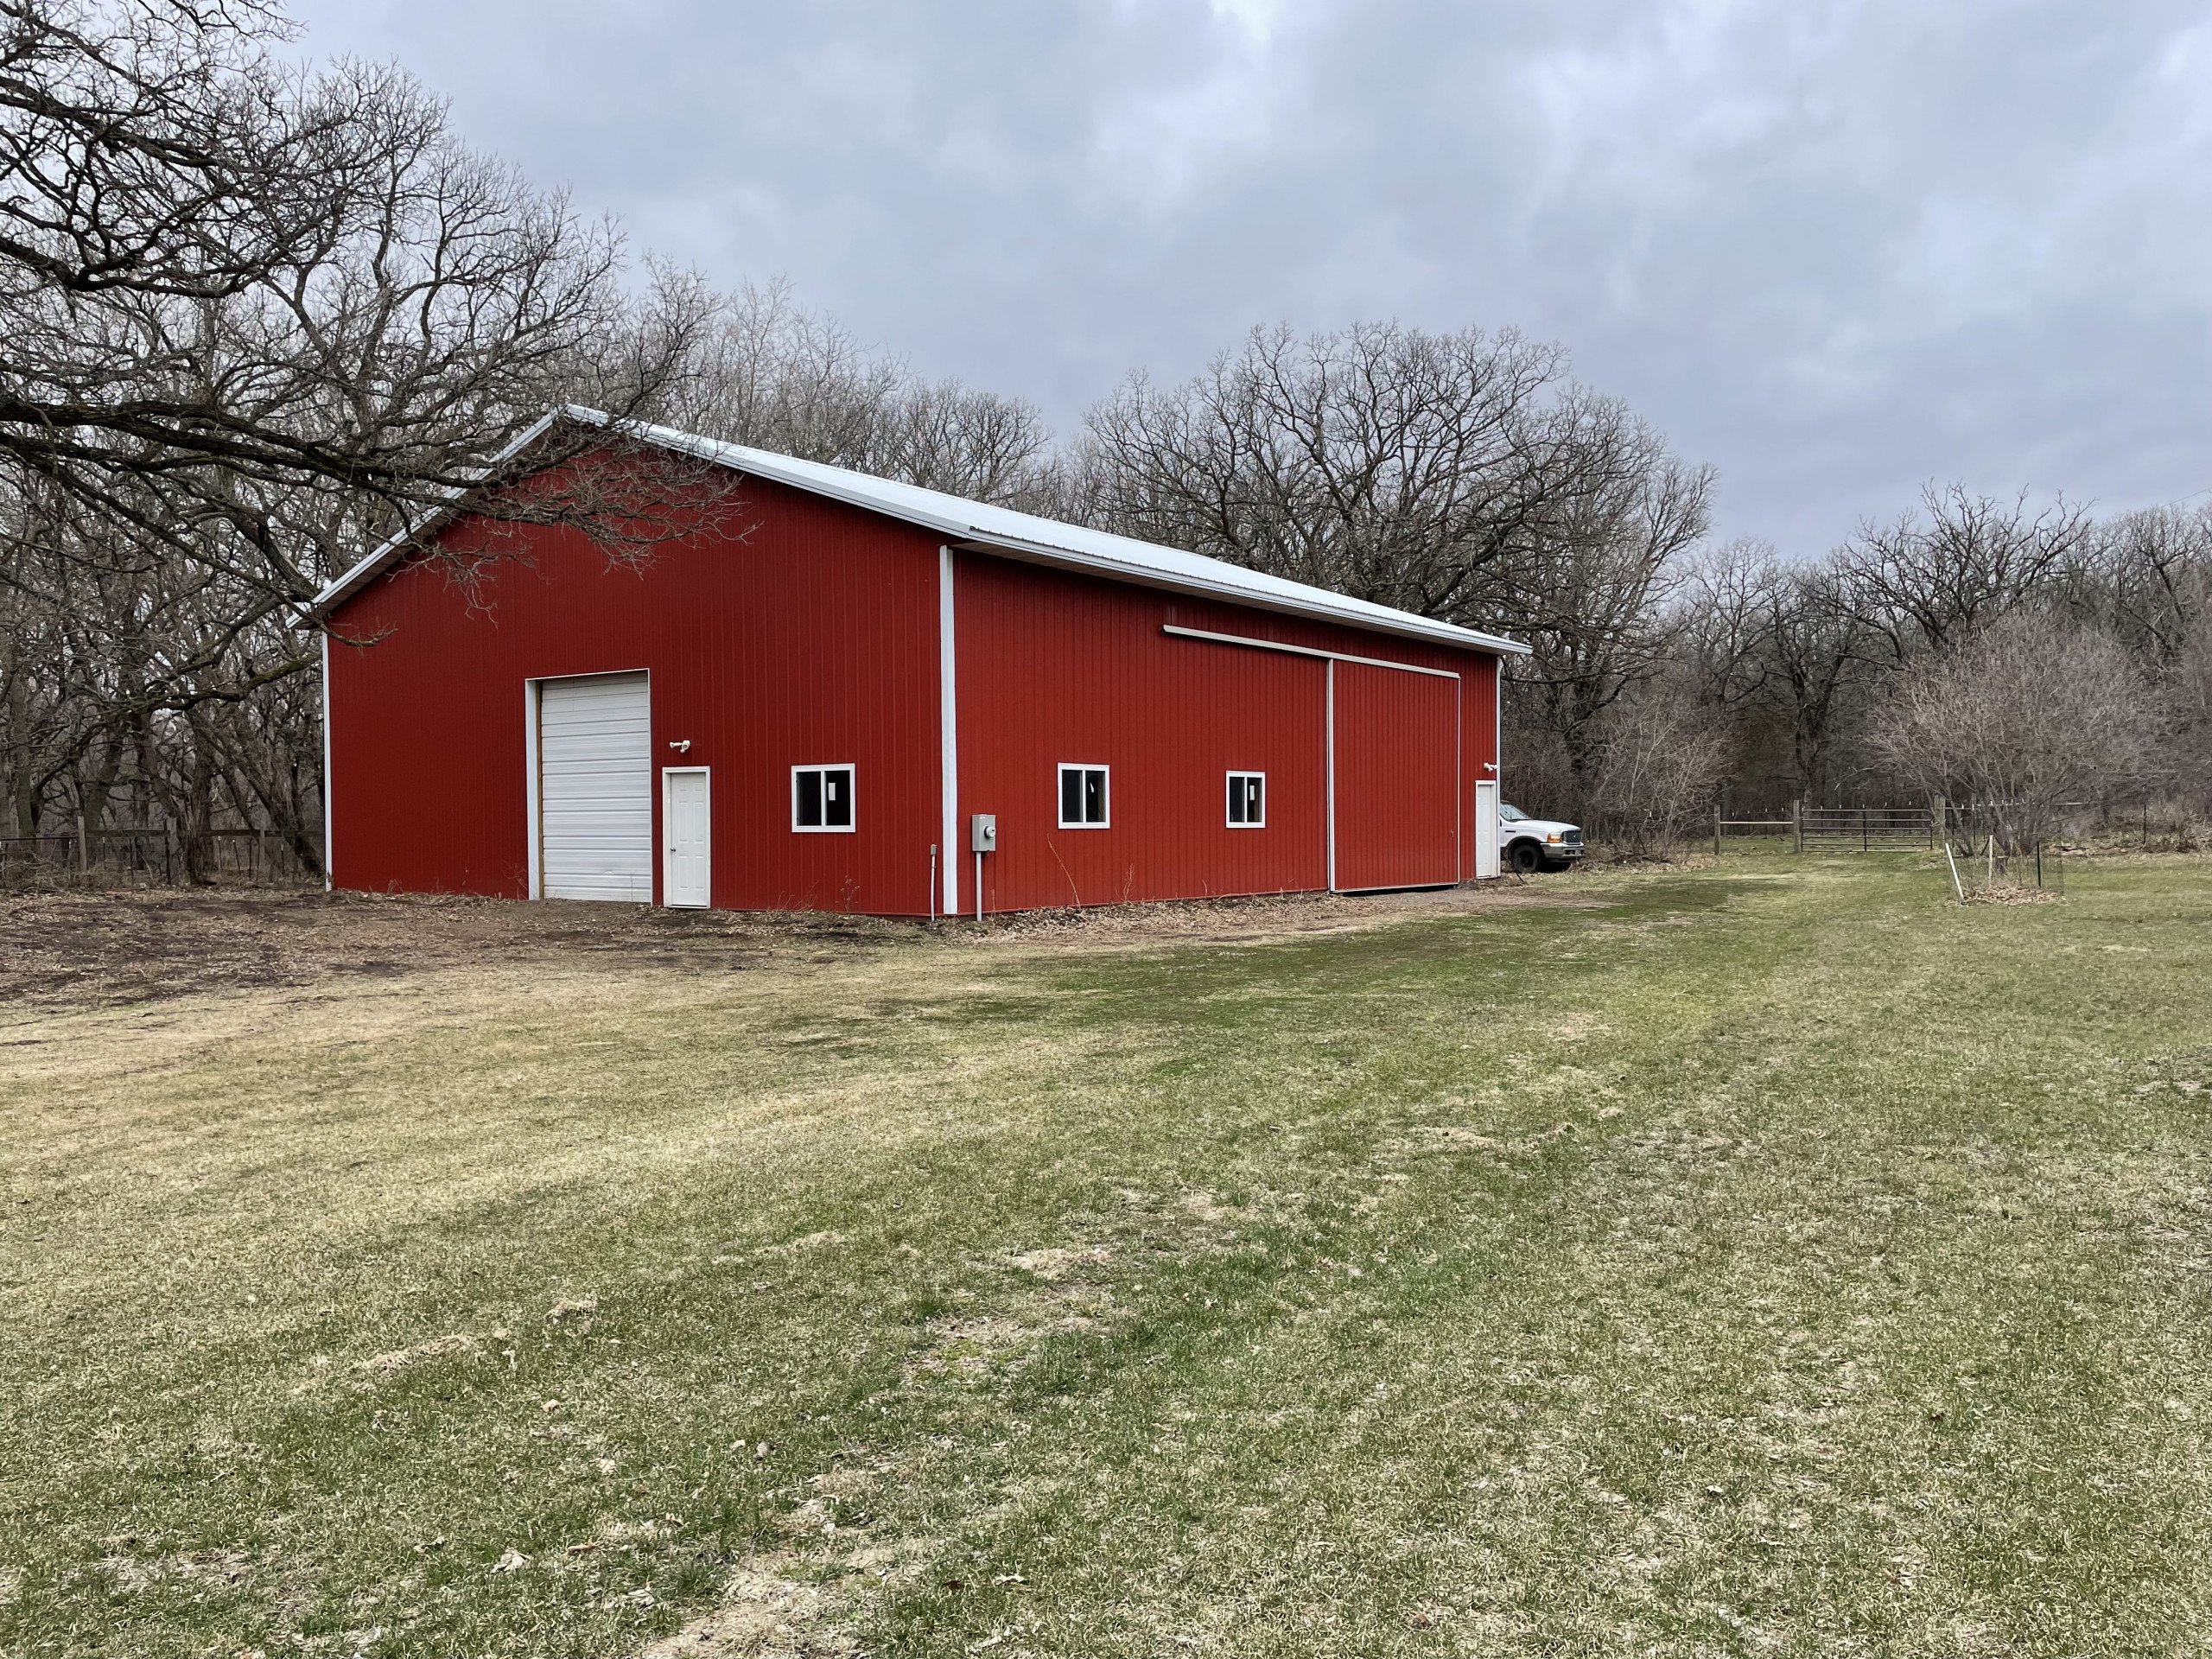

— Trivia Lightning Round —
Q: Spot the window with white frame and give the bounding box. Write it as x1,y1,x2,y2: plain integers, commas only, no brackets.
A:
791,764,855,832
1226,771,1266,827
1058,764,1109,829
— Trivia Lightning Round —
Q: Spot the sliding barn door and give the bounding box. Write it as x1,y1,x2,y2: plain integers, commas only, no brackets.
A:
1332,663,1459,892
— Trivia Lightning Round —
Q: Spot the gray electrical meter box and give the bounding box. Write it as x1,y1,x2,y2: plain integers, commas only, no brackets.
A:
969,813,998,853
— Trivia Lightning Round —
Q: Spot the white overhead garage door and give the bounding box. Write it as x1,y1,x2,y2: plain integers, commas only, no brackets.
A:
537,672,652,902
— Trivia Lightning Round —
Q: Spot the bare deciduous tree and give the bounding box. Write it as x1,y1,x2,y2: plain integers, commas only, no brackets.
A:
1074,321,1713,824
1835,484,2090,662
2063,503,2212,669
1075,321,1579,620
0,0,721,873
657,276,1056,505
1,0,712,607
1493,391,1713,810
2171,605,2212,811
1681,539,1871,802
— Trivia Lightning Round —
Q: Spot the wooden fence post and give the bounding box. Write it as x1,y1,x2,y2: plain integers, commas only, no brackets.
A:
1714,805,1723,859
1792,799,1803,855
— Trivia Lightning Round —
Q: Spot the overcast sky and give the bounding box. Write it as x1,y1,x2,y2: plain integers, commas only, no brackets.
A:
290,0,2212,556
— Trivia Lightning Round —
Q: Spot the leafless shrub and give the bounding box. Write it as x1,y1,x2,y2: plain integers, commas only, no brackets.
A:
1872,612,2164,854
1580,673,1732,858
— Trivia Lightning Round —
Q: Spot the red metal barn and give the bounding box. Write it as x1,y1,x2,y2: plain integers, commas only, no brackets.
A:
315,411,1525,917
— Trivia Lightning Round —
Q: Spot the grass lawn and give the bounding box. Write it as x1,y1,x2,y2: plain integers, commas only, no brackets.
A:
3,856,2210,1657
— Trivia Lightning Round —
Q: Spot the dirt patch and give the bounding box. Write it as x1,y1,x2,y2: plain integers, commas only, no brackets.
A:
1961,886,2063,906
354,1332,481,1379
965,875,1601,947
1402,1122,1580,1157
0,877,1602,1015
0,888,908,1014
642,1464,929,1658
1006,1245,1115,1281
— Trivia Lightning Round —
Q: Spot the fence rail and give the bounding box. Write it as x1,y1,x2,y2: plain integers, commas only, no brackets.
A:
1799,806,1936,852
1708,804,1939,854
1707,799,2094,867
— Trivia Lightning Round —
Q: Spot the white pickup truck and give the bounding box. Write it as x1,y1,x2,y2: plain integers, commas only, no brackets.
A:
1499,803,1584,874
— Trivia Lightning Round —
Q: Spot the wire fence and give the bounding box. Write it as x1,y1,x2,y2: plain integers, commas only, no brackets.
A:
0,829,322,889
1702,798,2069,900
1938,831,2064,899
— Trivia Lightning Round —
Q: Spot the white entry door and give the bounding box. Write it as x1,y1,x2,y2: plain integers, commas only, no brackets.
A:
1474,779,1502,880
537,671,652,901
662,767,712,908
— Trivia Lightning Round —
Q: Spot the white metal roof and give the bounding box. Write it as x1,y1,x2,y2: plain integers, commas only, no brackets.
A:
312,406,1529,656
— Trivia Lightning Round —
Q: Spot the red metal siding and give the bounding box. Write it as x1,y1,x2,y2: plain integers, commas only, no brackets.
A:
950,552,1498,912
950,556,1331,912
1332,663,1459,891
325,469,944,913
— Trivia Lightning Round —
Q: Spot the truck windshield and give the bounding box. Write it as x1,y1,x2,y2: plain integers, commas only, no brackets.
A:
1499,804,1529,823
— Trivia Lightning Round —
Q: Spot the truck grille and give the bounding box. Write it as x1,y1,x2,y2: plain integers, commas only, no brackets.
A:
1560,829,1582,846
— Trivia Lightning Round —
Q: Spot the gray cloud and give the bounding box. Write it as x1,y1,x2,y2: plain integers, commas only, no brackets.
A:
293,0,2212,554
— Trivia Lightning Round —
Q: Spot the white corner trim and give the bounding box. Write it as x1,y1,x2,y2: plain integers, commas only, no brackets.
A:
1325,660,1338,893
1161,624,1461,679
320,632,334,892
938,546,959,916
524,678,543,899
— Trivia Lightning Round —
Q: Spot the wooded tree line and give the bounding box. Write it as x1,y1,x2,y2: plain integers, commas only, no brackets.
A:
3,0,2202,880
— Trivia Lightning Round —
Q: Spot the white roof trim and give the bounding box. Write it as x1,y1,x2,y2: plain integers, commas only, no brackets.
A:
311,405,1529,656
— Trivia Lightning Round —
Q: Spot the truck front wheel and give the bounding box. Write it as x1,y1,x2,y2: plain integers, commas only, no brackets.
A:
1507,840,1544,874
